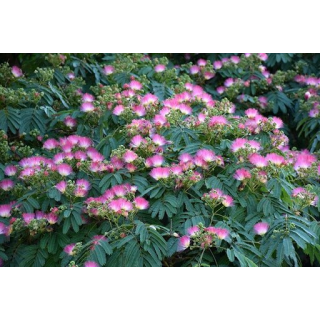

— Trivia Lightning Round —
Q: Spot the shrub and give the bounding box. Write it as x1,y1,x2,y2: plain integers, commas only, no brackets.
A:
0,53,320,267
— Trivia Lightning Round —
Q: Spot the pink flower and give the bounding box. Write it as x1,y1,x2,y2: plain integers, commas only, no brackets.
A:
64,244,76,255
84,261,99,267
80,102,95,112
215,228,229,240
130,135,146,148
187,225,199,236
230,56,240,64
249,154,268,168
177,235,190,252
133,105,146,117
230,138,247,152
216,86,225,94
12,66,23,77
150,167,170,180
222,195,234,207
209,116,228,127
224,78,234,87
145,155,164,167
154,64,166,72
64,116,77,128
266,153,285,166
57,163,73,176
234,168,251,181
292,187,306,197
196,149,216,163
103,65,114,75
113,105,124,115
151,134,167,146
204,71,215,80
213,61,223,70
4,165,17,176
258,53,268,61
190,65,200,74
197,59,207,66
294,152,317,171
141,94,158,105
108,199,133,214
134,197,149,210
0,222,9,235
0,179,15,191
0,204,12,217
43,138,59,150
271,117,283,129
78,137,92,149
22,213,35,225
129,80,143,91
254,222,269,235
47,213,58,224
123,150,138,163
245,108,259,119
82,93,95,102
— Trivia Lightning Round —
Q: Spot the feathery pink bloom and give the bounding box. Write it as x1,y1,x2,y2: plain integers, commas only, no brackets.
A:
12,66,23,77
213,61,223,69
47,213,58,224
57,163,73,176
133,105,146,116
43,138,59,150
249,154,268,168
222,195,234,207
78,137,92,149
130,135,147,148
4,165,17,176
0,222,9,235
108,198,133,214
129,80,143,91
154,64,166,72
209,116,228,127
150,167,170,180
35,211,45,219
67,73,75,80
84,261,99,267
123,150,138,163
216,86,225,94
171,165,183,175
179,153,193,163
64,244,76,255
141,94,158,105
245,108,259,119
154,114,167,126
22,213,35,225
224,78,234,87
294,153,317,171
271,117,283,129
103,65,114,75
177,235,190,252
82,93,95,102
215,228,229,239
258,53,268,61
230,56,240,64
197,59,207,66
134,197,149,210
205,226,217,234
196,149,216,162
204,72,215,80
146,155,164,167
254,222,269,235
0,179,15,191
151,134,167,146
266,153,285,166
187,225,199,236
234,168,251,181
64,116,77,128
190,65,200,74
0,204,12,217
80,102,95,112
292,187,306,197
230,138,247,152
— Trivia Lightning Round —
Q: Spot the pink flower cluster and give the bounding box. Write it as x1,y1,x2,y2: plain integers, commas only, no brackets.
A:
202,189,234,208
85,184,149,219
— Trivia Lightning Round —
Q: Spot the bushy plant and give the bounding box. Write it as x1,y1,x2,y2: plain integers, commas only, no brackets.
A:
0,53,320,267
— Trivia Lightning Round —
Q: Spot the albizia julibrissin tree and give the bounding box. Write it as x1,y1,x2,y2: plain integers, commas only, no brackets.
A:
0,53,320,267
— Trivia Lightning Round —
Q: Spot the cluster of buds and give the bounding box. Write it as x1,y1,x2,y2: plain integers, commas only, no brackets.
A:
202,188,234,209
85,184,149,222
177,223,230,252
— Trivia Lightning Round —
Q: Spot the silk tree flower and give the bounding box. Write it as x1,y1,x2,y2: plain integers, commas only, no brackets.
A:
209,115,228,127
43,138,59,150
134,197,149,210
258,53,268,61
47,212,58,224
204,72,215,80
213,61,223,69
0,204,12,217
123,150,138,163
64,244,76,255
177,235,190,252
187,225,200,236
57,163,73,176
254,222,269,235
151,134,167,146
190,65,200,74
154,114,167,126
266,153,285,166
129,80,143,90
74,179,91,197
64,116,77,128
150,167,170,180
197,59,207,66
84,261,99,267
0,222,9,235
130,135,147,148
4,165,17,176
12,66,23,77
154,64,166,72
103,65,114,75
215,228,229,240
249,154,268,168
80,102,95,112
112,184,132,197
108,199,133,215
133,105,146,116
22,213,35,225
113,105,124,115
78,137,92,149
0,179,15,191
145,155,164,168
224,78,234,87
294,152,317,171
222,195,234,207
245,108,259,119
270,117,283,129
196,149,216,163
234,168,251,181
230,56,241,64
67,73,75,80
141,93,158,105
82,93,95,102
